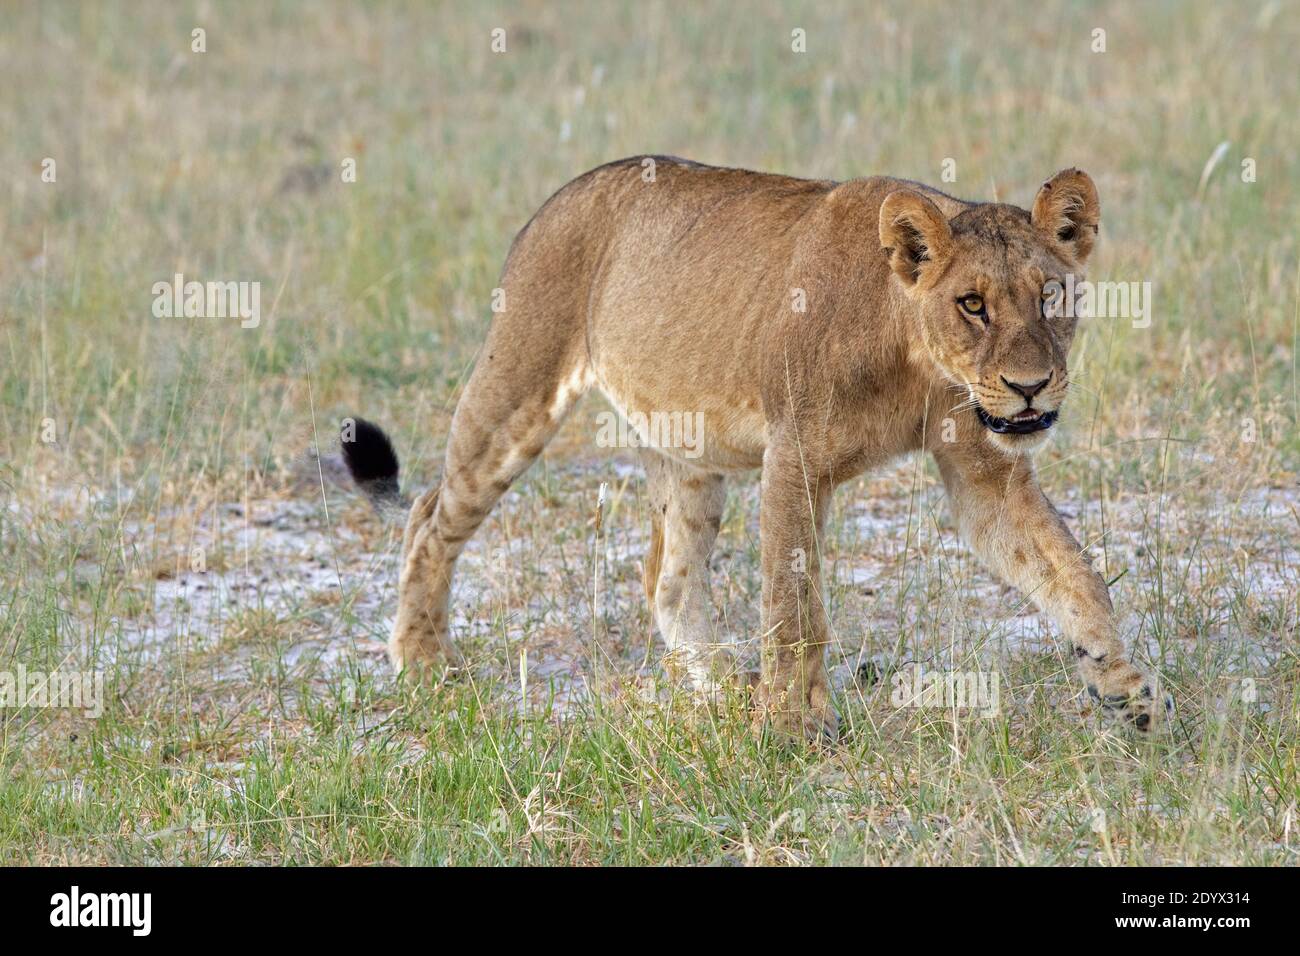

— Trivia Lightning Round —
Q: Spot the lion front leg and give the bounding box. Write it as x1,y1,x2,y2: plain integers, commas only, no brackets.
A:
753,444,838,743
935,450,1173,732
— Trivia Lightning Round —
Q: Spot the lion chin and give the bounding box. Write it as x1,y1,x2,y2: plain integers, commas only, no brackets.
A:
986,427,1055,455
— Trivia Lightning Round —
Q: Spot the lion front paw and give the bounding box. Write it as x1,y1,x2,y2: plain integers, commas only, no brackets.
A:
388,629,463,679
1081,657,1172,733
751,673,838,744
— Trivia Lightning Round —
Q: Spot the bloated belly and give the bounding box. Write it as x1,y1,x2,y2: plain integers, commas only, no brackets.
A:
591,369,767,473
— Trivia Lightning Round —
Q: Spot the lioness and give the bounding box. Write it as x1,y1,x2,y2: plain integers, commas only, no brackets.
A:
345,156,1171,740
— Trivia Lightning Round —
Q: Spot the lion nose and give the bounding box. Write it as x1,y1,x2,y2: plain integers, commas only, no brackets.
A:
1001,374,1051,403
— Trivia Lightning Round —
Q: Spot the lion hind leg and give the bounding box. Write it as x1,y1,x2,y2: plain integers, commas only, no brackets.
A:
641,451,732,694
391,324,590,676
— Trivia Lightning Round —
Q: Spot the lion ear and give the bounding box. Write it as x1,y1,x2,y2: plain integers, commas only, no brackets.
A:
1031,168,1100,264
878,190,953,286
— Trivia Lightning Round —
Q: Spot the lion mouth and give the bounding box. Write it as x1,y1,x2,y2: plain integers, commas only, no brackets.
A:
976,406,1059,435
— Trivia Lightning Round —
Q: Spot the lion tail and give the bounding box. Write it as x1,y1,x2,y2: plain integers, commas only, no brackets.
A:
341,417,408,513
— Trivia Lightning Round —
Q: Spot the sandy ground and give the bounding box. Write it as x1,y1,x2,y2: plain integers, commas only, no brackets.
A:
57,445,1296,732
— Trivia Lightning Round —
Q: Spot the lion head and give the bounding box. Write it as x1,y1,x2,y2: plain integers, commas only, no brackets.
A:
879,169,1100,454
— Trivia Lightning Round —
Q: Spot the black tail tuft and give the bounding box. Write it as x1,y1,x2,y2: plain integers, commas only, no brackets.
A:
341,417,402,506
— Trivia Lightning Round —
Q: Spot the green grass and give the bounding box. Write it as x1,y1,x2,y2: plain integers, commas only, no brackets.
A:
1,0,1298,865
2,663,1292,865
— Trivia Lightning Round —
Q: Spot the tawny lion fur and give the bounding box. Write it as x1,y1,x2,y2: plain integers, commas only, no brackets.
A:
371,156,1170,740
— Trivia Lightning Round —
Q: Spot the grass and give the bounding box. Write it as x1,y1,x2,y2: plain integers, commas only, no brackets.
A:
1,0,1298,864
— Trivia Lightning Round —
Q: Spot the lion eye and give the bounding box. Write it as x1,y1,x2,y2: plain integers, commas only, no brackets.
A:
958,294,985,317
1041,282,1068,319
